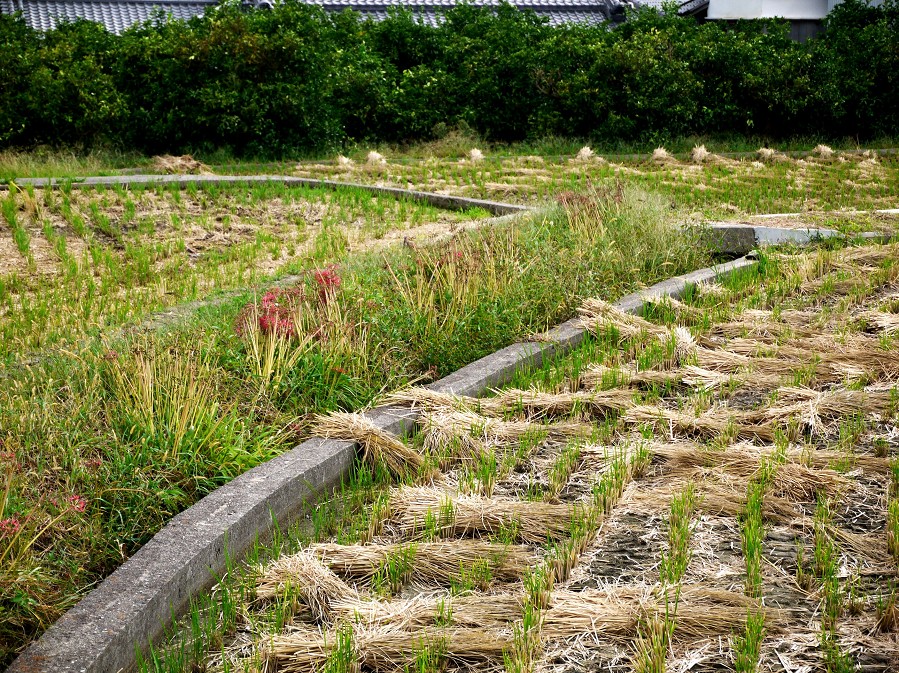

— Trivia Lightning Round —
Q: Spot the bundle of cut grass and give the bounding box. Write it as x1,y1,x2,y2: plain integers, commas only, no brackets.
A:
418,409,566,459
628,480,796,522
315,412,425,478
652,442,850,501
673,586,782,637
579,364,683,391
543,586,777,641
690,144,711,164
387,387,479,412
577,298,667,340
543,587,650,639
624,405,780,442
265,624,512,673
366,151,387,165
482,388,635,420
574,146,596,162
256,551,358,621
331,591,524,629
861,311,899,335
309,540,536,584
387,487,579,543
776,387,895,420
651,147,678,165
813,144,835,160
151,154,212,174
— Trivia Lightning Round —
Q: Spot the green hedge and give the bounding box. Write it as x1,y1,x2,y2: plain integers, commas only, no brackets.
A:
1,0,897,154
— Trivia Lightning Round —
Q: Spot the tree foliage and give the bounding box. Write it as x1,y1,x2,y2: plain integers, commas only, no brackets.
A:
1,0,897,153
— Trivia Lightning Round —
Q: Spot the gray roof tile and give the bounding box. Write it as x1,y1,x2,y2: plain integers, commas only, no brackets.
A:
1,0,655,33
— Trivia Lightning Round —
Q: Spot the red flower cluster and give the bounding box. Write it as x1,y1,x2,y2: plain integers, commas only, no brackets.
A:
67,495,88,513
0,516,21,537
256,288,303,337
314,265,341,303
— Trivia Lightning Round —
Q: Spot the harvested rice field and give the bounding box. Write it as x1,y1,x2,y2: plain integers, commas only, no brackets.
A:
143,239,899,673
0,180,483,359
290,146,899,227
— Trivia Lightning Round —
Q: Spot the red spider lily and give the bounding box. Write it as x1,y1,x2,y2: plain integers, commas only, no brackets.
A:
66,495,87,513
314,265,341,304
0,517,21,537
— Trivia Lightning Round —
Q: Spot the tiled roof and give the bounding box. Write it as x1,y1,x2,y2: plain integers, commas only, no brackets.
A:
0,0,210,31
0,0,687,33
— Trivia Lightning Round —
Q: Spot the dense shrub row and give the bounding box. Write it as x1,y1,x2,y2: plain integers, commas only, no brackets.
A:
1,0,897,154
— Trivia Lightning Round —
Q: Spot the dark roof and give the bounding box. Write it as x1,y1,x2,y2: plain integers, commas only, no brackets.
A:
0,0,706,33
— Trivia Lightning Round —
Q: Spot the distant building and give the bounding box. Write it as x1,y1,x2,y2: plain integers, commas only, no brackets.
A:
0,0,639,33
0,0,876,36
706,0,884,40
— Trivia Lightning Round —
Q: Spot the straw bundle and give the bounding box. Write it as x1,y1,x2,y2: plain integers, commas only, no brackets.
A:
627,480,796,522
265,624,512,673
388,487,579,543
624,405,780,442
542,586,778,641
579,364,683,391
543,587,649,639
419,409,558,456
683,460,850,501
256,551,358,621
309,540,537,584
775,387,895,420
387,387,480,412
314,412,425,478
652,147,679,165
577,298,667,340
482,388,635,420
330,591,524,629
862,311,899,335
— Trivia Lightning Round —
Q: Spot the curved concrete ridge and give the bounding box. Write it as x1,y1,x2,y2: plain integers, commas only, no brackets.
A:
8,253,760,673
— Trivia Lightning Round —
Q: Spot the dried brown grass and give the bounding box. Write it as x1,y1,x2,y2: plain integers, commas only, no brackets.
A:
314,412,425,478
577,298,667,340
628,480,796,522
309,540,537,584
542,586,779,641
862,311,899,335
151,154,212,174
387,487,580,543
330,591,524,629
256,551,358,620
651,442,851,500
264,624,511,672
482,388,635,420
624,404,781,442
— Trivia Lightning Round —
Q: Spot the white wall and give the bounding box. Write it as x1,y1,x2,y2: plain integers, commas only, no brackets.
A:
708,0,833,19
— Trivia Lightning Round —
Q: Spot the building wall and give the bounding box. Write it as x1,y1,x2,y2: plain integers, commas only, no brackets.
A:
708,0,828,20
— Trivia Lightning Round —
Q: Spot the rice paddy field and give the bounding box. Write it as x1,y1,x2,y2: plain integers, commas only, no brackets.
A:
145,240,899,673
1,142,898,667
290,145,899,226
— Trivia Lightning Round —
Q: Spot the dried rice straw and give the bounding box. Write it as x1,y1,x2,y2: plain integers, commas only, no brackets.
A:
256,551,358,621
576,298,667,340
387,486,580,543
265,624,511,672
309,540,537,584
331,591,524,629
315,412,425,478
